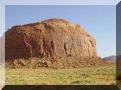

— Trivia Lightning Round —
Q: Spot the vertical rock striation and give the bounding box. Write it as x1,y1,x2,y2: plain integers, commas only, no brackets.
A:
5,19,101,68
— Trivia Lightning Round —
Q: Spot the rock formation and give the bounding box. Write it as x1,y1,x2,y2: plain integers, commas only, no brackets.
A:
5,19,102,68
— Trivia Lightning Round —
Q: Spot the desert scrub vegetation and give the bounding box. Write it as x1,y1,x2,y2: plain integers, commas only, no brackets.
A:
6,63,116,85
0,64,5,88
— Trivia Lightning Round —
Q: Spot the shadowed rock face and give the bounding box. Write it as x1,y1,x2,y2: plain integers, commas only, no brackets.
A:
6,19,97,60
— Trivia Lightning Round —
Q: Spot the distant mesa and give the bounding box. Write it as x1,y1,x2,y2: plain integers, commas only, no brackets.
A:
103,55,116,61
103,55,116,63
5,18,103,68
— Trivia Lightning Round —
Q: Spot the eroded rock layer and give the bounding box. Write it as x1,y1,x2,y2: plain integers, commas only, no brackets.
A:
5,19,101,68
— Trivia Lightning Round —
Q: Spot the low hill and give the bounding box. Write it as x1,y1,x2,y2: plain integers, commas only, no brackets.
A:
103,56,116,63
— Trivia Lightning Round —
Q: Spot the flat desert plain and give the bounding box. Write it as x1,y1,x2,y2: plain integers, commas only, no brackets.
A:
6,63,116,85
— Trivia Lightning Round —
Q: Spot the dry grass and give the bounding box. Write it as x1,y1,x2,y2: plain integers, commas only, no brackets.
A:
6,63,116,85
0,64,5,88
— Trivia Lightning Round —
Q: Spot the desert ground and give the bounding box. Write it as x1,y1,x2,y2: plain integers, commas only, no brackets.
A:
6,63,116,85
5,19,117,85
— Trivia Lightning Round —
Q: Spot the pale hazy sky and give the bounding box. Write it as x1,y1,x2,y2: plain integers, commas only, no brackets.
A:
6,5,116,58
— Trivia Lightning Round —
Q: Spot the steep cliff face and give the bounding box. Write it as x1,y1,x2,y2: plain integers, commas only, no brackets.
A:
5,19,101,68
6,19,97,60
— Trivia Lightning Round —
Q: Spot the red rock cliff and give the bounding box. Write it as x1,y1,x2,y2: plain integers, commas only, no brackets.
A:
6,19,97,60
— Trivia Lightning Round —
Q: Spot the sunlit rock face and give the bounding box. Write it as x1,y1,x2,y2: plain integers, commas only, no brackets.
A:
6,19,97,59
5,19,102,68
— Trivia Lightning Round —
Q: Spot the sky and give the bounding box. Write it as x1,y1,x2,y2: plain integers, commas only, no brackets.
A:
5,0,120,5
6,5,116,58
